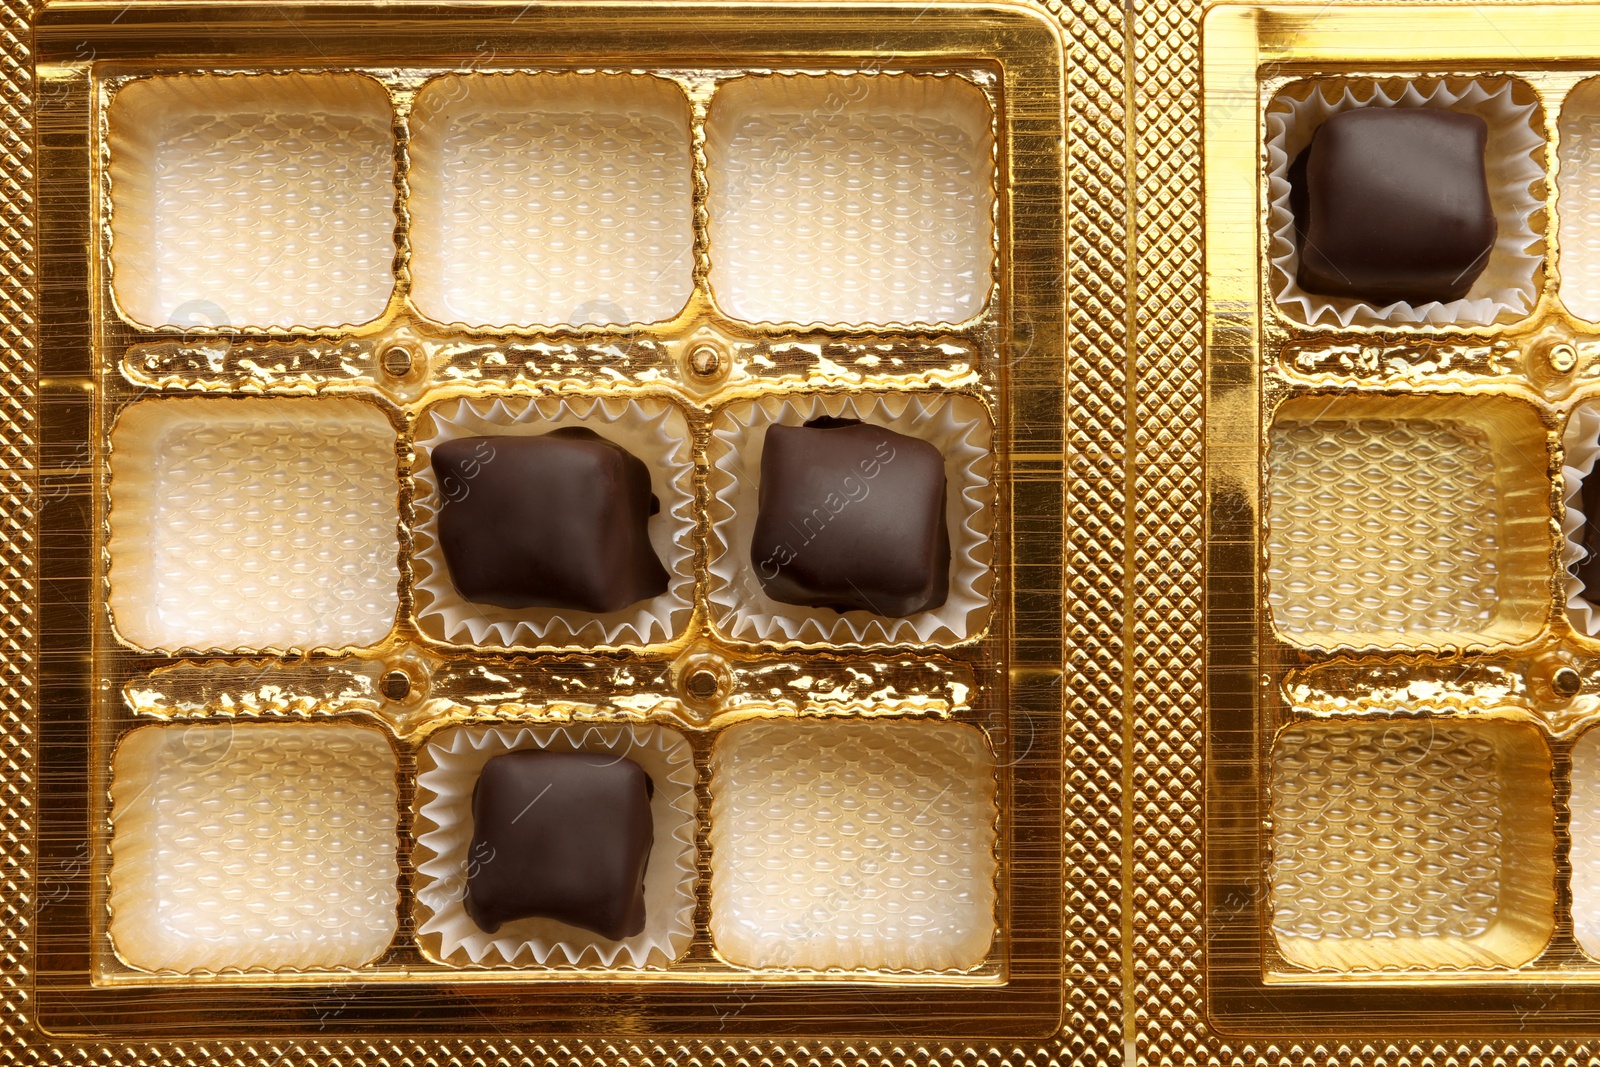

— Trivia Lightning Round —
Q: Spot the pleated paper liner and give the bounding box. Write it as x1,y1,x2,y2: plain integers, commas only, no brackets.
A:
412,722,697,970
1265,76,1546,328
106,396,402,655
706,389,995,648
410,393,696,650
1562,404,1600,635
108,721,400,975
105,71,398,332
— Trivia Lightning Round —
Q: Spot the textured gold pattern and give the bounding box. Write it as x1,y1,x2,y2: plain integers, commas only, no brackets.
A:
1200,3,1600,1061
0,0,1136,1058
21,0,1082,1057
1268,719,1557,972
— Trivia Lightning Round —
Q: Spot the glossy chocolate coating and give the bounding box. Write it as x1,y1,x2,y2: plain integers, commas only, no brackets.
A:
432,429,668,614
750,418,949,617
464,750,655,940
1290,107,1497,305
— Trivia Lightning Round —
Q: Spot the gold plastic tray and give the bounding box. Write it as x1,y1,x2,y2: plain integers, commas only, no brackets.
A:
1205,0,1600,1052
17,0,1093,1059
29,0,1583,1063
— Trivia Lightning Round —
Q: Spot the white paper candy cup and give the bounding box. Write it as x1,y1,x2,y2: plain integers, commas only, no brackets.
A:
707,390,994,646
1563,405,1600,635
1266,78,1545,327
413,722,697,969
411,394,696,648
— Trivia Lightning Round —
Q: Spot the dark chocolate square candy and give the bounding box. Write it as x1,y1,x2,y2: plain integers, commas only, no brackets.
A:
750,418,949,618
464,749,655,940
432,428,668,615
1291,107,1497,306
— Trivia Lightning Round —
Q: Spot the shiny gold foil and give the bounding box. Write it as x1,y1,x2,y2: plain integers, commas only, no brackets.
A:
16,0,1087,1059
1205,1,1600,1055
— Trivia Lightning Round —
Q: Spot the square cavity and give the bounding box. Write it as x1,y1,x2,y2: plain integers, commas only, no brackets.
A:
413,723,698,969
705,391,994,647
1269,718,1554,972
410,394,697,649
408,73,694,328
108,397,400,653
1265,393,1551,651
1560,78,1600,321
109,723,399,974
705,73,996,326
1567,726,1600,958
1265,78,1545,328
106,73,396,329
708,718,997,971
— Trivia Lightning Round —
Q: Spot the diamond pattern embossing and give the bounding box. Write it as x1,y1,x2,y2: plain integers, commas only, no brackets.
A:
1133,0,1204,1058
1266,419,1504,641
0,0,34,1048
1060,1,1127,1062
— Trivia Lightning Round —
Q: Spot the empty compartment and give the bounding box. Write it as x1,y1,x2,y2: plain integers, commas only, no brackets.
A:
1568,726,1600,958
108,397,400,653
705,73,996,327
408,73,694,329
106,73,396,329
1265,392,1552,651
1269,718,1555,972
708,718,997,971
109,722,399,974
1559,78,1600,321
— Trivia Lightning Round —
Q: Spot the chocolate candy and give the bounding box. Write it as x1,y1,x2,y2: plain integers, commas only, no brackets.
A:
750,417,949,617
1290,107,1497,306
432,428,668,614
464,750,655,939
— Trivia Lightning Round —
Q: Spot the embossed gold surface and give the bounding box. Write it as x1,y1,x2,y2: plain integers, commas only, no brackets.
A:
1203,2,1600,1056
10,0,1099,1060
